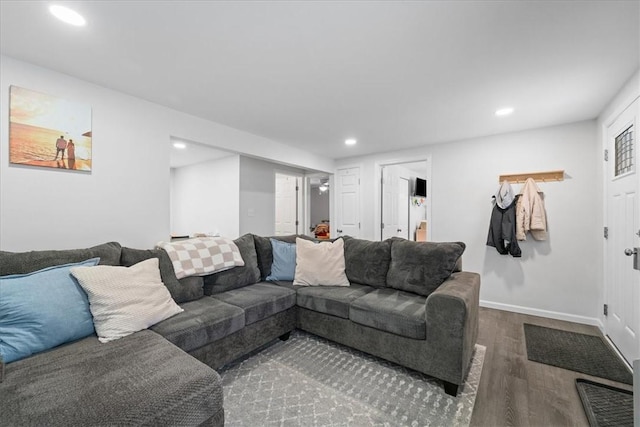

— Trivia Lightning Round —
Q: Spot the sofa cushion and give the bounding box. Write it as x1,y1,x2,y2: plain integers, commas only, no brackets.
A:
0,329,223,426
349,288,427,339
0,258,99,364
254,234,315,280
204,233,261,294
121,247,203,303
293,237,349,287
71,258,184,343
211,282,296,325
343,236,391,288
386,239,465,297
0,242,122,275
151,297,245,352
297,283,376,319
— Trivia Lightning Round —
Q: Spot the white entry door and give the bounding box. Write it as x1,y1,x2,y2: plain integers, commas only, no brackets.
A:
605,99,640,364
335,167,360,238
275,173,299,235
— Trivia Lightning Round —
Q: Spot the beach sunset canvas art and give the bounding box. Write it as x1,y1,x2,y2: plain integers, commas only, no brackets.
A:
10,86,92,171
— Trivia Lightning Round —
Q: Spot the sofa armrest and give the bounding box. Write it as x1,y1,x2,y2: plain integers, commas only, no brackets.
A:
425,271,480,384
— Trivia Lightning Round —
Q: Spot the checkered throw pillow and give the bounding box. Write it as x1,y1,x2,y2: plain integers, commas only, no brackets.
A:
156,237,245,279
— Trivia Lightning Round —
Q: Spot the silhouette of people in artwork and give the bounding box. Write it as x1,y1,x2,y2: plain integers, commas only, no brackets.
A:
55,135,67,160
67,139,76,169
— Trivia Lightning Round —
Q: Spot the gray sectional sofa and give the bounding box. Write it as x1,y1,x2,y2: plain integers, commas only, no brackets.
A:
0,233,480,426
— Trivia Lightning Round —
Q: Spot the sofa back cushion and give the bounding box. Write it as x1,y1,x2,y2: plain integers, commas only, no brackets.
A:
342,236,391,288
386,239,466,297
121,247,203,303
0,242,122,275
203,234,261,294
253,234,315,280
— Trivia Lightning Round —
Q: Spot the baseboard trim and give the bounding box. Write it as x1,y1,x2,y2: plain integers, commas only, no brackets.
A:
480,300,605,332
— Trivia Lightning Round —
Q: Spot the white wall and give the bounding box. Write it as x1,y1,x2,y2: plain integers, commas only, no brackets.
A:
0,55,333,251
170,155,240,238
239,156,305,236
337,120,601,324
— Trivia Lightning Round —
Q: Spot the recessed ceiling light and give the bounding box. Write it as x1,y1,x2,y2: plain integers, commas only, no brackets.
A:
495,107,514,117
345,139,357,146
172,142,187,149
49,5,86,26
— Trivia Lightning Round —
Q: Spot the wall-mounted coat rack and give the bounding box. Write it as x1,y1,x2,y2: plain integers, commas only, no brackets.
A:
498,170,564,183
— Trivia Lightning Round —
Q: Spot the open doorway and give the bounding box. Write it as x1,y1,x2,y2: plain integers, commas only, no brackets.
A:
379,160,429,241
307,173,331,239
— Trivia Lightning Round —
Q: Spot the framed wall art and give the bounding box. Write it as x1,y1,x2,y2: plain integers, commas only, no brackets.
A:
9,85,92,171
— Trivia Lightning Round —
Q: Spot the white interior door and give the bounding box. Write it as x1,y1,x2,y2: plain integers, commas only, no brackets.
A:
398,177,410,239
605,99,640,364
381,166,399,240
275,173,299,235
335,167,360,238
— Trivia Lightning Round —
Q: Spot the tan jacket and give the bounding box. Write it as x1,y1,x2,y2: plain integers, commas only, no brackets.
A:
516,178,547,241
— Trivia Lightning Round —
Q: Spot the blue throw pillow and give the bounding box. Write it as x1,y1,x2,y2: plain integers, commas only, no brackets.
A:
0,257,100,364
265,238,296,281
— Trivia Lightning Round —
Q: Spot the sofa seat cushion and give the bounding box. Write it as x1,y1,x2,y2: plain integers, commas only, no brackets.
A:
297,283,376,319
211,282,296,325
0,330,223,426
349,288,427,339
151,297,245,352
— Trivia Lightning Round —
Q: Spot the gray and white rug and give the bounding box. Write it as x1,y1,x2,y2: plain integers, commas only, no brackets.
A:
219,331,485,426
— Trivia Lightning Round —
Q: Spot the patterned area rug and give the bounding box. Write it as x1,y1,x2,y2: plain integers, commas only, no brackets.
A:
524,324,633,385
576,379,634,427
219,331,485,426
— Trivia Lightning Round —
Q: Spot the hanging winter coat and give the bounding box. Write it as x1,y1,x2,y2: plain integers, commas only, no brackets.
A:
487,182,522,257
516,177,547,241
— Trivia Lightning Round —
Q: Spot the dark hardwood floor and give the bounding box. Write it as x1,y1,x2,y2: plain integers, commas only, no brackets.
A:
470,307,633,427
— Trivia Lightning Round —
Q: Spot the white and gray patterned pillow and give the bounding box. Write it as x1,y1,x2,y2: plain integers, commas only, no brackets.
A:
70,258,183,343
156,237,245,279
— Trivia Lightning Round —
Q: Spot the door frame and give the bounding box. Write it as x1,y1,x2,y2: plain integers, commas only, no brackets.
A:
601,94,640,364
375,155,432,241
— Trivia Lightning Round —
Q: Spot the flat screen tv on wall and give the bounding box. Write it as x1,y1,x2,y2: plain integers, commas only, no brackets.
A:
415,178,427,197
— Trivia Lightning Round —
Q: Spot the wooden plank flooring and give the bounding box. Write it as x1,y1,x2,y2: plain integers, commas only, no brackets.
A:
470,307,633,427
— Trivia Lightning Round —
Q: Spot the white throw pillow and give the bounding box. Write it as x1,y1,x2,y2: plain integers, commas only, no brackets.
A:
293,237,349,287
71,258,183,343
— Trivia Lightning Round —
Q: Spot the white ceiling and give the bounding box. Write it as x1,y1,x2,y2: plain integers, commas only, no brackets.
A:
1,1,638,160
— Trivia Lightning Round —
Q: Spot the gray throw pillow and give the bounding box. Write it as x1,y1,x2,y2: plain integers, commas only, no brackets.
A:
386,239,466,297
203,233,261,294
120,247,203,304
0,242,122,276
343,236,391,288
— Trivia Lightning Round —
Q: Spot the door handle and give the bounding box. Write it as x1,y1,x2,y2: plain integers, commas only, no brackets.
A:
397,229,402,232
625,247,640,271
336,229,343,233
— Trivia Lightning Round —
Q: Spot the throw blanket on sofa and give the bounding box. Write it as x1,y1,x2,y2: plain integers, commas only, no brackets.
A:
157,237,244,279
